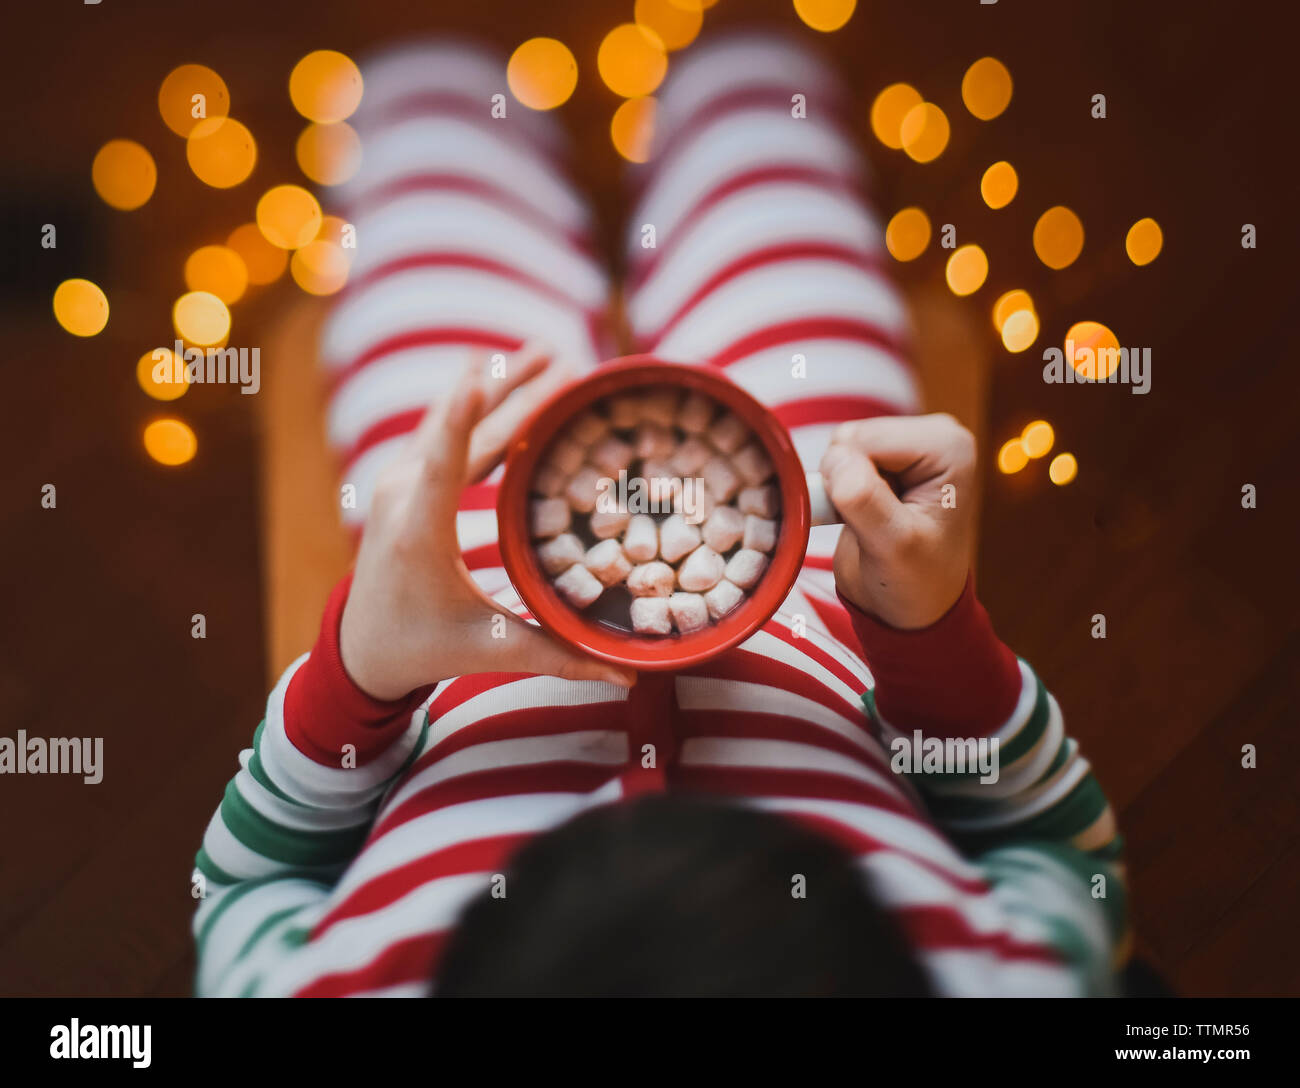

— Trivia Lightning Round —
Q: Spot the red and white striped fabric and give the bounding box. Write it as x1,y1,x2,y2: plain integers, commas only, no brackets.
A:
191,35,1124,999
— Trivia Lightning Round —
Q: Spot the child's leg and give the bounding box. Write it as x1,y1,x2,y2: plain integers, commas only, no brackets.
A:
623,32,920,593
321,42,611,600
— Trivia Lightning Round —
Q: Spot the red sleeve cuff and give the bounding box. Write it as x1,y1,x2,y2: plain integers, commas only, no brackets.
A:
283,573,433,767
839,573,1022,738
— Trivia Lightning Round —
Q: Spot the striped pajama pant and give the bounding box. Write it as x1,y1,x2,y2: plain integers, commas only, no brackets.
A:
319,32,921,637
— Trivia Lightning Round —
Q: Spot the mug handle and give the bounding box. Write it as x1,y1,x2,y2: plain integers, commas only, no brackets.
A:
806,472,842,527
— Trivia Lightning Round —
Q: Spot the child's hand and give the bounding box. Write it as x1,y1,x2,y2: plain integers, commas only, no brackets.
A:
339,349,637,701
819,414,977,630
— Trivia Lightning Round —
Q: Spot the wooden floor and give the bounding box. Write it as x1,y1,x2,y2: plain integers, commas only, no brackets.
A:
0,0,1293,996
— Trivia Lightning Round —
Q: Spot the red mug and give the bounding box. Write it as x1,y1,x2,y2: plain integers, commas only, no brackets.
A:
497,356,839,670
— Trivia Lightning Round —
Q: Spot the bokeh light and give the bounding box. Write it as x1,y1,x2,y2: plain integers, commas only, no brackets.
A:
1001,309,1039,352
980,161,1018,209
1049,452,1078,485
992,288,1035,332
885,207,931,261
961,57,1013,120
611,97,657,163
900,102,949,163
137,348,190,402
945,244,989,296
289,50,363,123
186,117,257,188
144,419,198,466
1033,205,1085,269
793,0,857,32
158,64,230,137
1065,320,1121,379
173,290,231,347
290,240,350,296
997,438,1029,475
635,0,703,51
184,244,248,304
53,279,109,337
1126,217,1163,266
507,38,579,110
597,24,668,98
869,83,922,150
227,222,288,286
256,184,322,249
91,140,157,211
1021,420,1055,459
296,121,362,185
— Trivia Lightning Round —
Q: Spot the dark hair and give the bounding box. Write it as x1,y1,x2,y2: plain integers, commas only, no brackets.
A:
435,795,933,997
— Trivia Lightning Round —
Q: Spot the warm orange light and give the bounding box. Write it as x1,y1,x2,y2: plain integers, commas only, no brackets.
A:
870,83,922,151
256,184,322,249
1001,309,1039,353
635,0,702,51
137,348,190,402
289,50,363,123
900,102,950,163
144,419,198,466
1048,452,1078,485
507,38,579,110
91,140,157,211
1021,420,1054,459
980,161,1018,209
296,121,362,186
961,57,1013,120
227,223,288,286
173,291,231,347
945,244,989,296
610,97,657,163
793,0,857,32
53,279,109,337
184,245,248,305
997,439,1029,475
598,24,668,98
1065,320,1121,379
885,207,931,262
186,117,257,188
291,241,351,296
1126,217,1163,266
992,289,1035,332
1033,206,1085,269
158,64,230,137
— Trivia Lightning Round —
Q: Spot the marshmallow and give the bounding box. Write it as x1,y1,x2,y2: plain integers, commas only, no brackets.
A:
704,579,745,620
701,505,745,553
590,434,636,477
732,442,773,486
554,563,603,609
585,538,632,586
569,410,609,446
724,548,768,589
630,596,672,635
742,514,778,553
564,465,605,514
708,413,749,454
702,456,741,503
737,484,780,518
530,497,570,539
627,560,676,597
642,390,679,429
660,513,702,564
608,394,644,428
590,507,631,539
669,592,710,634
678,392,714,434
670,436,712,475
677,545,726,592
623,513,659,561
536,532,584,575
635,422,676,462
532,462,568,498
675,479,715,525
546,436,586,475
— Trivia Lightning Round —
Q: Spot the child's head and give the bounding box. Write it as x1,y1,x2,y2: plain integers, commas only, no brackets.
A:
435,795,932,997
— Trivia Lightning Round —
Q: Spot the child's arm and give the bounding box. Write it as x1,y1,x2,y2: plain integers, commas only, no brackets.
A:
822,415,1127,995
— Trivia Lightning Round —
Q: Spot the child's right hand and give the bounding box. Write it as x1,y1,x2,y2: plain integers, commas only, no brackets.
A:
819,414,978,631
